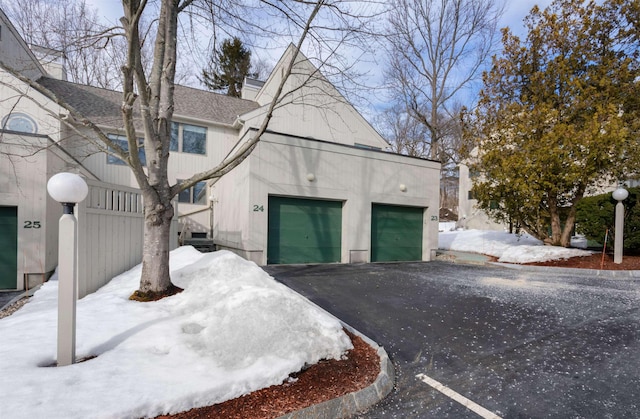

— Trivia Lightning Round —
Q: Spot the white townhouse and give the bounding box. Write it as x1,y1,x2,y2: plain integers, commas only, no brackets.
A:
0,9,441,292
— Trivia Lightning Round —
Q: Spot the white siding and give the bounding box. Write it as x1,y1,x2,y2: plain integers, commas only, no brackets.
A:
215,133,441,265
212,159,252,255
0,10,46,81
246,46,388,150
0,74,64,140
0,133,93,289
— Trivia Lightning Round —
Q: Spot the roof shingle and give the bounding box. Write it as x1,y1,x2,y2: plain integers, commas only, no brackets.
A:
38,77,260,130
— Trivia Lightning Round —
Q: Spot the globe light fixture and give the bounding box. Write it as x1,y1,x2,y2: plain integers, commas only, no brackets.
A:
47,172,88,366
612,187,628,264
612,187,629,202
47,172,89,214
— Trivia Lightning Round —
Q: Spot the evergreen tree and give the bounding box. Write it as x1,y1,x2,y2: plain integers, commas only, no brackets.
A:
201,37,253,97
468,0,640,247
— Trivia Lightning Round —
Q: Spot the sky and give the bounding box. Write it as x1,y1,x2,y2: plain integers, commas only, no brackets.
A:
82,0,556,117
86,1,555,35
85,0,555,68
0,229,590,418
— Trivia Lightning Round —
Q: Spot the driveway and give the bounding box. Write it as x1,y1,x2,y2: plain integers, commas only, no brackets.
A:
0,291,23,311
265,261,640,418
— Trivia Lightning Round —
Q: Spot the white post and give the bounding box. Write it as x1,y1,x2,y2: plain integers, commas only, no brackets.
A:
614,201,624,264
612,187,629,265
47,172,88,367
57,209,77,366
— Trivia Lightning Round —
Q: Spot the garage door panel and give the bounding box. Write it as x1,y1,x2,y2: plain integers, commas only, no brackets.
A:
371,204,423,262
268,197,342,264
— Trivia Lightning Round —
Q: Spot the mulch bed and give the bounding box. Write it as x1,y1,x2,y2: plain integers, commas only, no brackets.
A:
526,252,640,270
156,330,380,419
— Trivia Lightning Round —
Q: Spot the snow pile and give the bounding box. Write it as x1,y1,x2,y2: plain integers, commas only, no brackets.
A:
0,249,351,419
439,229,592,263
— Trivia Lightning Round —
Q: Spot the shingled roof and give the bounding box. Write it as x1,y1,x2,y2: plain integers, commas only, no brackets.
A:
38,77,260,130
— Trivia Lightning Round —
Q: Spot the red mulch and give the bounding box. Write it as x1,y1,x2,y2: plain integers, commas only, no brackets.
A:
525,252,640,270
155,330,380,419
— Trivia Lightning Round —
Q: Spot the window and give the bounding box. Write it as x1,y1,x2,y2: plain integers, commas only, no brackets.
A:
2,112,38,133
178,180,207,204
171,122,207,155
107,134,146,166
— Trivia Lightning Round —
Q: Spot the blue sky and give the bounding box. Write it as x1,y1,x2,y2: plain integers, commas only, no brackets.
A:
86,1,555,54
84,0,555,114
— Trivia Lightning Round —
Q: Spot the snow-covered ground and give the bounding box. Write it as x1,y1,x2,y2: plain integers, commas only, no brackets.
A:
439,229,592,263
0,249,351,419
0,230,592,419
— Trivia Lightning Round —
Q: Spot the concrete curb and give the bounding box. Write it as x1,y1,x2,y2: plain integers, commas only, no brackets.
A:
489,261,640,279
437,249,640,279
277,322,394,419
275,294,395,419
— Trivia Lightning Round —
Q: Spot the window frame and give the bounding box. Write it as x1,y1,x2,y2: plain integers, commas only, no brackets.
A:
177,179,207,205
170,122,208,155
106,134,146,166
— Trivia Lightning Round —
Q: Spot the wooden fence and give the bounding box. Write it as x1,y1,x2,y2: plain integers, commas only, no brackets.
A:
75,180,178,298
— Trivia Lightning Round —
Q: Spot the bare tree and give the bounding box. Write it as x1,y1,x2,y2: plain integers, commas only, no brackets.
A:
377,100,465,212
2,0,379,300
384,0,504,161
0,0,128,89
377,106,429,157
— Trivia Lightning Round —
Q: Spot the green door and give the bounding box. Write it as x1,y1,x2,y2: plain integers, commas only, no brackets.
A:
0,206,18,289
268,197,342,264
371,204,423,262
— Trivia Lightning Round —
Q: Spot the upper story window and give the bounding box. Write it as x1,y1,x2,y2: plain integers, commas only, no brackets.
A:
2,112,38,134
107,134,146,166
170,122,207,155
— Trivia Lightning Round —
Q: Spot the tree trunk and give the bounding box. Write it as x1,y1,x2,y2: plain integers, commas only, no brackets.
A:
548,196,562,246
559,189,584,247
560,208,577,248
130,196,180,301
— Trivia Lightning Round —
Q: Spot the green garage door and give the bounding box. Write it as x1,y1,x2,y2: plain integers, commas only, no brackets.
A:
268,197,342,264
0,206,18,289
371,204,423,262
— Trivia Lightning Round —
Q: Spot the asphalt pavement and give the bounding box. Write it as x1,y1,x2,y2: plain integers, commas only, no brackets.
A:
265,261,640,418
0,290,23,311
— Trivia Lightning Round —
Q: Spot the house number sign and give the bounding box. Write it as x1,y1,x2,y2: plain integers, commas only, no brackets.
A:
253,205,264,212
24,221,42,228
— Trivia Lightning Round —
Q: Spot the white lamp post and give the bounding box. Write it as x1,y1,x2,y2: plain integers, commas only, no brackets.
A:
612,187,629,264
47,172,88,366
